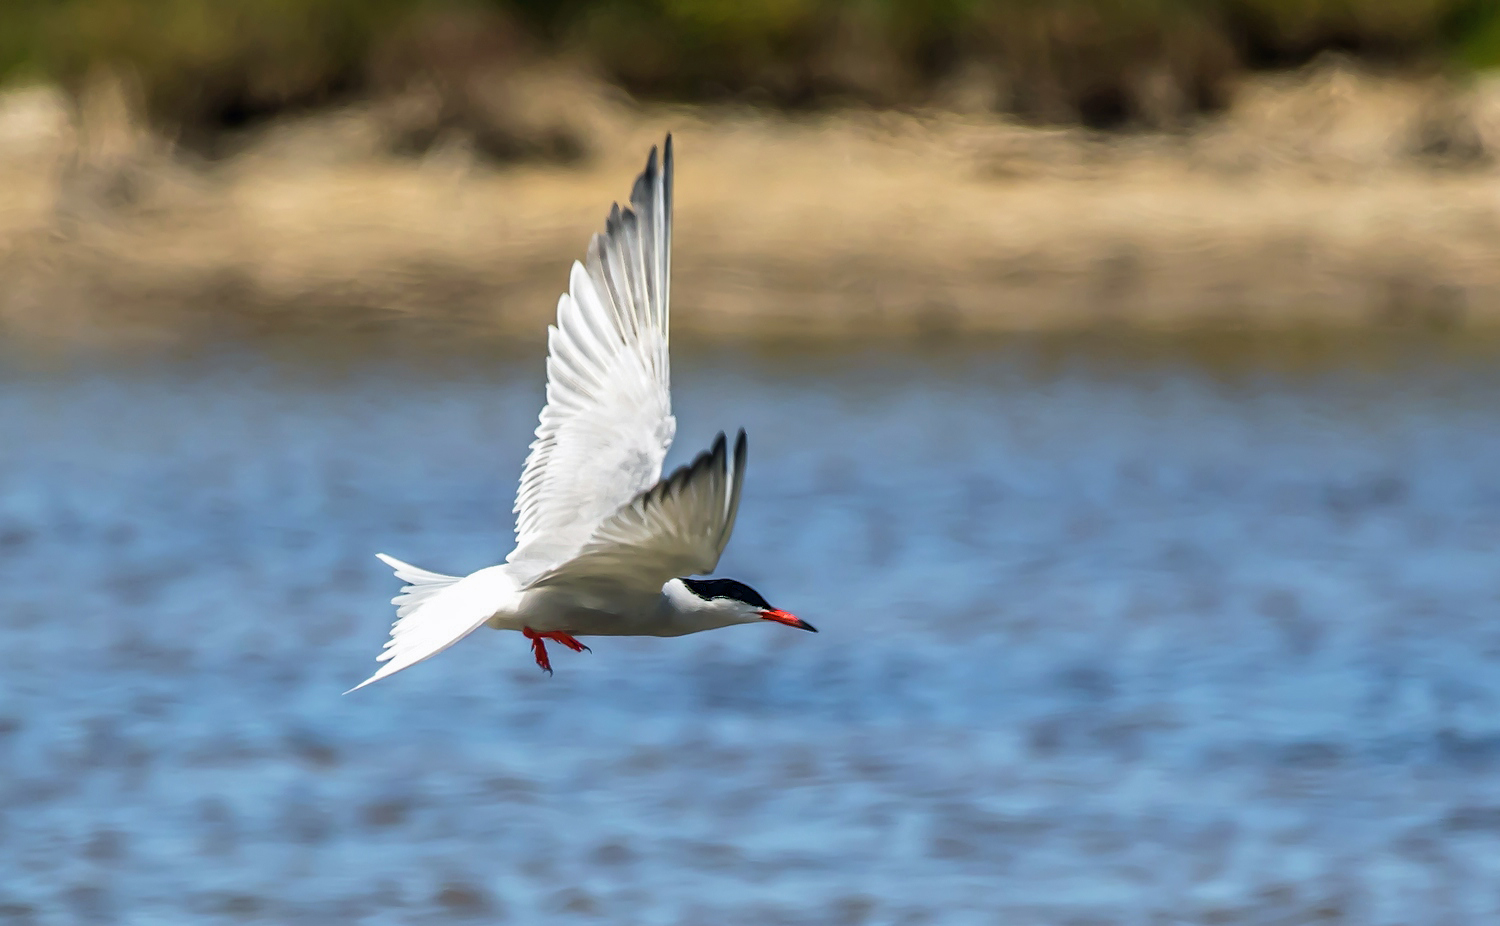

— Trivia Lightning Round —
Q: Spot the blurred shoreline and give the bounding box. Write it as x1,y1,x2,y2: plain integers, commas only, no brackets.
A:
7,60,1500,344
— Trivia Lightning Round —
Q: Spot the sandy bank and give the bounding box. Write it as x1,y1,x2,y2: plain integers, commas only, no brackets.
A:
6,63,1500,343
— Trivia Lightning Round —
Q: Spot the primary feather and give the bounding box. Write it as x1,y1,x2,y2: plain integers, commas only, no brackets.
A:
508,140,676,580
530,429,747,595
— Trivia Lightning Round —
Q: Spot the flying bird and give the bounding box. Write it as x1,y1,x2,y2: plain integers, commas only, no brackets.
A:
349,135,813,691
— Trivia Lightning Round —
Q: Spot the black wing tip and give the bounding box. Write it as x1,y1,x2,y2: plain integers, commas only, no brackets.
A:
632,135,671,197
728,429,747,477
663,134,673,196
604,199,641,243
698,433,728,483
631,136,673,211
633,144,659,207
643,430,733,514
650,434,725,506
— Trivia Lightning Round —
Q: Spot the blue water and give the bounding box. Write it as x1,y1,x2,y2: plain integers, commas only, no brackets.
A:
3,337,1500,924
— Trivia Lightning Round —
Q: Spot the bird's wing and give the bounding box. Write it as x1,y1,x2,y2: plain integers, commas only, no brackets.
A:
527,430,747,594
508,137,677,574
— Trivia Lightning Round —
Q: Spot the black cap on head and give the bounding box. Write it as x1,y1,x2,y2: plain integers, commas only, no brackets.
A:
681,577,771,610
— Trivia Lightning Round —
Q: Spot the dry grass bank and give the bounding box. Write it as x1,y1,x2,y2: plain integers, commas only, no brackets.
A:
6,60,1500,344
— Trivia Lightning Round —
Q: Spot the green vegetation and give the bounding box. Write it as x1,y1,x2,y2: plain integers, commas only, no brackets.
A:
4,0,1500,132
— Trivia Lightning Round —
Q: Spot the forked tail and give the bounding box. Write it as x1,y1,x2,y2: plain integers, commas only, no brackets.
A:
345,554,473,693
379,553,461,618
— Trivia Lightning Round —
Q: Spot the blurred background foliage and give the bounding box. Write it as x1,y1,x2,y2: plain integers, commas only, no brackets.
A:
2,0,1500,137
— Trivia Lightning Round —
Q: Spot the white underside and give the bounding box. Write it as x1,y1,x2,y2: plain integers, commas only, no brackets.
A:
486,577,684,637
346,555,721,692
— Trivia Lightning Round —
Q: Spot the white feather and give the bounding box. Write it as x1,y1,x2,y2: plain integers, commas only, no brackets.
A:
507,142,677,579
346,563,518,693
350,136,761,690
531,430,747,596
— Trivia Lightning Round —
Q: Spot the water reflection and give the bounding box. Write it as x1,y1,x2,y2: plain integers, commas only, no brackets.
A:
2,331,1499,923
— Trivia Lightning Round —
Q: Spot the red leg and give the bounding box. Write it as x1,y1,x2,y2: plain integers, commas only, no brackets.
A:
522,627,552,674
538,631,590,653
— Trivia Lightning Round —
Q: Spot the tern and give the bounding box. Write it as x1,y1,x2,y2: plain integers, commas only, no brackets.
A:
349,135,813,692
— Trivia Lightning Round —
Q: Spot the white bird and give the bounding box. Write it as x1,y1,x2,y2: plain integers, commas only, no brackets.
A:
349,135,813,692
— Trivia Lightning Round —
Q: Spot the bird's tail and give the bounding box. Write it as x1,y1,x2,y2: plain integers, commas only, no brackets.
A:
378,553,462,618
344,554,466,693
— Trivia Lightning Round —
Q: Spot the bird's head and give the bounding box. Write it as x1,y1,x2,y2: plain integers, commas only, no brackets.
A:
677,577,816,632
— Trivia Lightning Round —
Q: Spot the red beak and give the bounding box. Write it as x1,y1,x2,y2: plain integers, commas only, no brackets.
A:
760,609,817,632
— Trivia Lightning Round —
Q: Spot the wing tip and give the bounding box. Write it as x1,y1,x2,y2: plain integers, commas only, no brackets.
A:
631,134,673,212
643,134,671,183
730,428,748,491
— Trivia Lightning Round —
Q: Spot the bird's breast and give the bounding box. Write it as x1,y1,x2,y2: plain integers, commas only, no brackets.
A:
509,584,675,637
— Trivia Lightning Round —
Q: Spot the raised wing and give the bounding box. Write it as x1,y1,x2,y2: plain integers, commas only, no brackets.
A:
528,430,747,594
508,137,676,576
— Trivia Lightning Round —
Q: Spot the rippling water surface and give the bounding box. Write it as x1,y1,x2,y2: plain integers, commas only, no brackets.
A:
4,334,1500,924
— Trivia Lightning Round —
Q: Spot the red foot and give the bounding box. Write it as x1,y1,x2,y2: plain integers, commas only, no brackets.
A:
521,627,591,674
545,632,590,653
523,627,552,674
